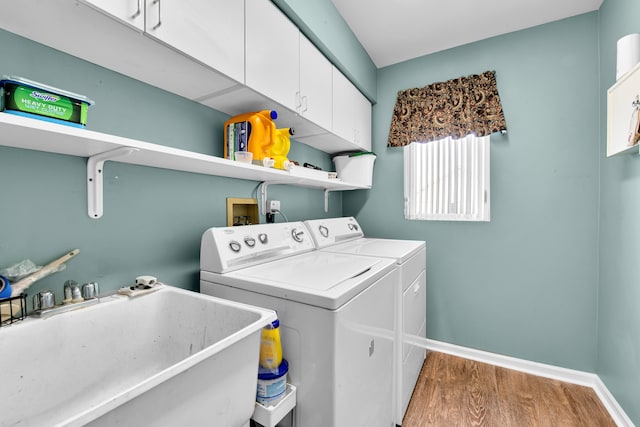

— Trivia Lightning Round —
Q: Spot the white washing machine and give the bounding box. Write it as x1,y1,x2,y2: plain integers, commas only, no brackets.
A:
200,222,398,427
304,217,426,426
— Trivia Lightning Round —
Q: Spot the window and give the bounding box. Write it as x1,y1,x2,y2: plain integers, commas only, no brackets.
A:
404,134,490,221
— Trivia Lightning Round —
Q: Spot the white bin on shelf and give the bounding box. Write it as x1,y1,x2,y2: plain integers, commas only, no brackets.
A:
332,152,376,187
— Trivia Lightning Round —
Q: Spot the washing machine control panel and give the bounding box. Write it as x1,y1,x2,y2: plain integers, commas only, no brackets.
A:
201,222,315,273
291,228,305,242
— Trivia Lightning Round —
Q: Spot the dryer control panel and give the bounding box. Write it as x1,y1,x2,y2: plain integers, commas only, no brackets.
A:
201,222,315,273
304,217,364,248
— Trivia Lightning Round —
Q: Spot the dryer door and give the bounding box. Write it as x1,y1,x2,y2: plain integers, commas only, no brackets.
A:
334,268,397,426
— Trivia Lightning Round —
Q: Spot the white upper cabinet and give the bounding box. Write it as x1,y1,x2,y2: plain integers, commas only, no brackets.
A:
84,0,245,87
246,0,300,112
0,0,241,101
84,0,244,83
299,35,333,132
144,0,245,85
82,0,145,30
245,0,332,135
332,67,372,151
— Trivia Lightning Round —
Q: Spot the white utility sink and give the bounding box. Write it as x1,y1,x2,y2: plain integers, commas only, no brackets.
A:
0,285,276,427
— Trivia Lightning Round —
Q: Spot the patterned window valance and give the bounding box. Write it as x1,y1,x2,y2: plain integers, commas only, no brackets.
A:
387,70,507,147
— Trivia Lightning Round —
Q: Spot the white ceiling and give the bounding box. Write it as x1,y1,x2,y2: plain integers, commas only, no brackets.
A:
332,0,604,68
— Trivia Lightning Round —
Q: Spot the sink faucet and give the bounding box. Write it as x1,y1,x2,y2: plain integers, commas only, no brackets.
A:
32,280,100,319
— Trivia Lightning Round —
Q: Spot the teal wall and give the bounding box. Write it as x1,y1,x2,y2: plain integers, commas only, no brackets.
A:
597,0,640,422
285,0,640,421
271,0,378,102
0,29,341,300
345,13,601,372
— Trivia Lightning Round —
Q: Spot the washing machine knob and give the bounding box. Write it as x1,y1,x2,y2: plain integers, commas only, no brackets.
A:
291,228,305,242
258,233,268,244
319,225,329,238
229,240,242,253
348,223,359,231
244,236,256,247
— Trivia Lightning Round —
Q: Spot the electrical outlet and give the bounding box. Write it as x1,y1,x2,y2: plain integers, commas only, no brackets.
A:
267,200,280,213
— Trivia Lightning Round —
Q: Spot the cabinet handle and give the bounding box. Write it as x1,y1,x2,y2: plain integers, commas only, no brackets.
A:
131,0,141,18
295,91,301,111
302,95,308,113
152,0,162,30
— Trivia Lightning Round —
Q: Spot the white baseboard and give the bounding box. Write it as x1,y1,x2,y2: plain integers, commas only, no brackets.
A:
592,376,636,427
422,339,635,427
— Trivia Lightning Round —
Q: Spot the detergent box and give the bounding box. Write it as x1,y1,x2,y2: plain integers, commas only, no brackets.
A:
0,76,94,128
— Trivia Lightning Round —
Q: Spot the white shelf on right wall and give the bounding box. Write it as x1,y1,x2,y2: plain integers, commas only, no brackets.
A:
607,61,640,156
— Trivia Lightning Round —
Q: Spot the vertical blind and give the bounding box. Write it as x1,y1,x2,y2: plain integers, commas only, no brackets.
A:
404,135,490,221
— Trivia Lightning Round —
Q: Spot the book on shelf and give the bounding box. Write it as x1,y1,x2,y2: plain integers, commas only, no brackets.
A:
225,120,250,160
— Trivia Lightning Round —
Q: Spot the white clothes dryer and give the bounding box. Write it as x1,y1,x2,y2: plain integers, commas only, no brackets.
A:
200,222,398,427
304,217,426,425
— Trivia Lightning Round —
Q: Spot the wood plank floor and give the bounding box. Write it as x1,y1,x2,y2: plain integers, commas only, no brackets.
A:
402,352,616,426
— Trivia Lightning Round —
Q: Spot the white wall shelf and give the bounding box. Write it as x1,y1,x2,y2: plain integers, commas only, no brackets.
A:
0,113,369,218
607,61,640,157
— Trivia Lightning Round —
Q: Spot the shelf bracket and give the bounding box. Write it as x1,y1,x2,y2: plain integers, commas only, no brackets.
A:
324,189,331,213
259,182,269,215
87,146,139,219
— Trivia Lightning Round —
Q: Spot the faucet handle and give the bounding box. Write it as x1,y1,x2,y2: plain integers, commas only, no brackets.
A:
71,284,83,303
81,282,99,300
63,280,77,304
63,280,83,304
33,290,56,311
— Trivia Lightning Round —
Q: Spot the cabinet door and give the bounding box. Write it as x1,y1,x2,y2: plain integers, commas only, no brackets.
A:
332,67,372,150
245,0,300,112
145,0,244,84
299,35,332,131
82,0,144,30
353,88,372,151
